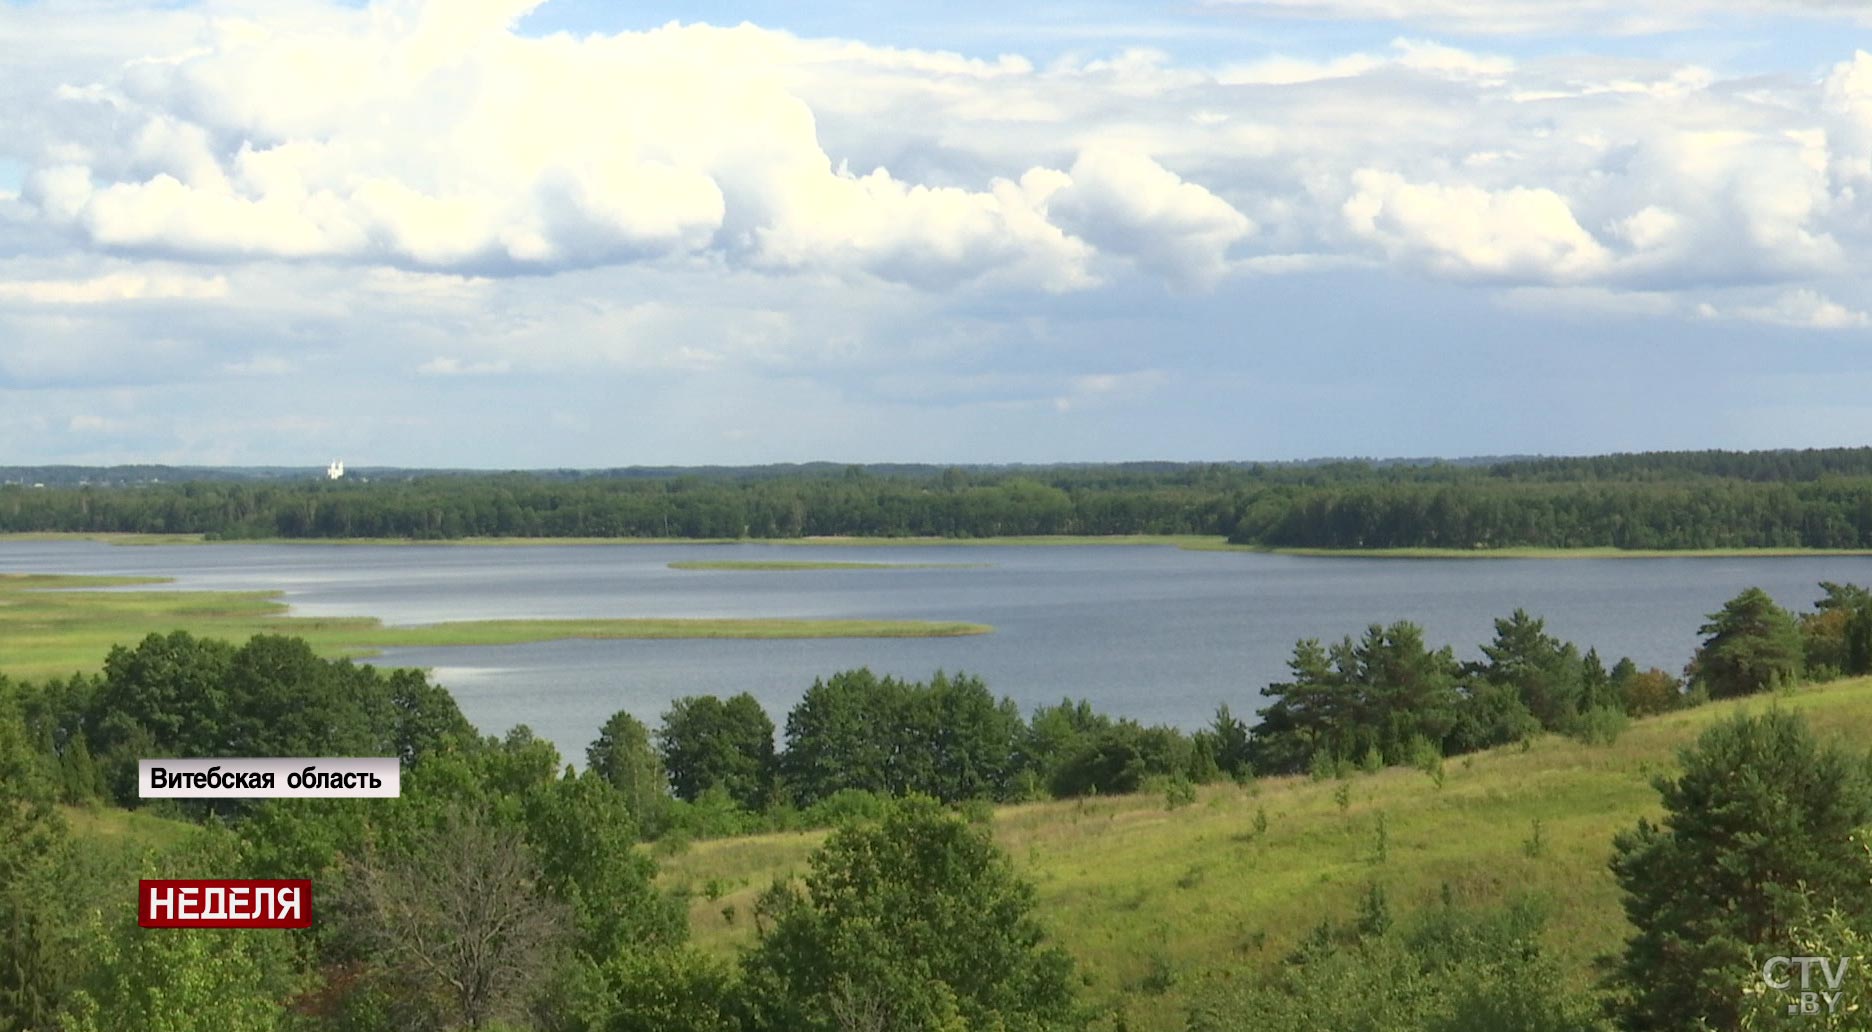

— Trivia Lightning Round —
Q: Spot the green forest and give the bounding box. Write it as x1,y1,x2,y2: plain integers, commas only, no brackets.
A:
10,447,1872,548
3,582,1871,1030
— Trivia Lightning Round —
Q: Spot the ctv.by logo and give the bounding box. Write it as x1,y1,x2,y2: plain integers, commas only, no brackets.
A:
1762,956,1852,1017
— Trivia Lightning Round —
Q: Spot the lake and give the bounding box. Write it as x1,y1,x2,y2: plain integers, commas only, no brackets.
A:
3,540,1868,765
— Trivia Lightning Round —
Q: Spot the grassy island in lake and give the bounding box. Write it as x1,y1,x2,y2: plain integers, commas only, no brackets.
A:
0,573,991,680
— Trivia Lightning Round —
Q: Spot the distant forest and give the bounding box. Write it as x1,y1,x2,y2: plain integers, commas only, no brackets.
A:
7,447,1872,548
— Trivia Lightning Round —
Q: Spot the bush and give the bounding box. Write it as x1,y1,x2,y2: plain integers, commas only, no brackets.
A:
799,788,895,829
1163,776,1197,810
1187,899,1607,1032
1563,704,1628,746
659,786,766,841
1405,734,1443,773
550,948,744,1032
739,798,1078,1032
1618,668,1683,716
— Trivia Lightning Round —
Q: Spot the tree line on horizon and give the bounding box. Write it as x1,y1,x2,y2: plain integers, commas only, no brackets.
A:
8,447,1872,548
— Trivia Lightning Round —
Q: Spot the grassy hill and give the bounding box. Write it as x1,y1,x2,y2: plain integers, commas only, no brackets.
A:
658,676,1872,1031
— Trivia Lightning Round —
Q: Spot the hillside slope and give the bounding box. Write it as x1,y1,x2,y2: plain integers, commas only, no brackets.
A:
659,677,1872,1031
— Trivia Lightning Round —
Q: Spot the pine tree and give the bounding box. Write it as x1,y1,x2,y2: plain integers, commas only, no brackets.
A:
1609,712,1872,1030
1687,589,1804,698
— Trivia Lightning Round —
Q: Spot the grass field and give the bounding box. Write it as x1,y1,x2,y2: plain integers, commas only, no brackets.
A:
667,560,990,571
59,803,201,851
657,676,1872,1031
0,573,991,680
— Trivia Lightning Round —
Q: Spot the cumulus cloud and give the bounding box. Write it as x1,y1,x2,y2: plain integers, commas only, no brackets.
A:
1343,170,1610,281
12,9,1107,290
4,0,1872,315
1046,150,1254,287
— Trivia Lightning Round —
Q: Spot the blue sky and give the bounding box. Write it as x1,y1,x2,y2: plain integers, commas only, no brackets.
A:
1,0,1871,467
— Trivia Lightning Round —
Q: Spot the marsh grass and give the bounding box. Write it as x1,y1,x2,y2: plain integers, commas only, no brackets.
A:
0,573,991,679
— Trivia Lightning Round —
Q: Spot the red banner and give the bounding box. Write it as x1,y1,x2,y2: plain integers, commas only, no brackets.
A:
138,879,313,929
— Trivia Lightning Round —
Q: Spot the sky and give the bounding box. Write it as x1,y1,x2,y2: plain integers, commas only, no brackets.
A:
3,0,1872,467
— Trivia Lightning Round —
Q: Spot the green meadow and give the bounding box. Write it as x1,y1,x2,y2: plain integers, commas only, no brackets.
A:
0,573,991,680
658,676,1872,1032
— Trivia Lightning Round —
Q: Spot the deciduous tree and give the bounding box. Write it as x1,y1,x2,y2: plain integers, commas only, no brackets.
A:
740,797,1078,1032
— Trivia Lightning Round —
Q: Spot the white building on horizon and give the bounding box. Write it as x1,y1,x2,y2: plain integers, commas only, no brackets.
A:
326,460,344,480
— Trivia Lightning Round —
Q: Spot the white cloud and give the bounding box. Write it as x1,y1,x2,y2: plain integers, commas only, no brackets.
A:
223,354,296,377
0,270,229,303
1699,289,1872,329
1496,286,1681,319
2,1,1871,324
1046,149,1254,287
1219,38,1511,85
14,11,1104,290
67,413,124,432
1051,369,1168,412
1343,170,1610,281
417,356,513,376
1195,0,1872,36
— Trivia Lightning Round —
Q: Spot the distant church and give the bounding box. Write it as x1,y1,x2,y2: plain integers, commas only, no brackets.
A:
326,460,345,480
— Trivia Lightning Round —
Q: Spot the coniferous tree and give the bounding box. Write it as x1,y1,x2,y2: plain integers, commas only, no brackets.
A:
1609,712,1872,1031
1210,704,1253,778
1686,588,1804,698
1477,609,1586,730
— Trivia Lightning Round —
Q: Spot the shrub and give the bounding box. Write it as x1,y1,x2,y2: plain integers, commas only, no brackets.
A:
799,788,894,829
1563,704,1628,746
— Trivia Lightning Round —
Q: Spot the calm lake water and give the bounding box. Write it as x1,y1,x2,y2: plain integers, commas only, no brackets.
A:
5,540,1869,764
